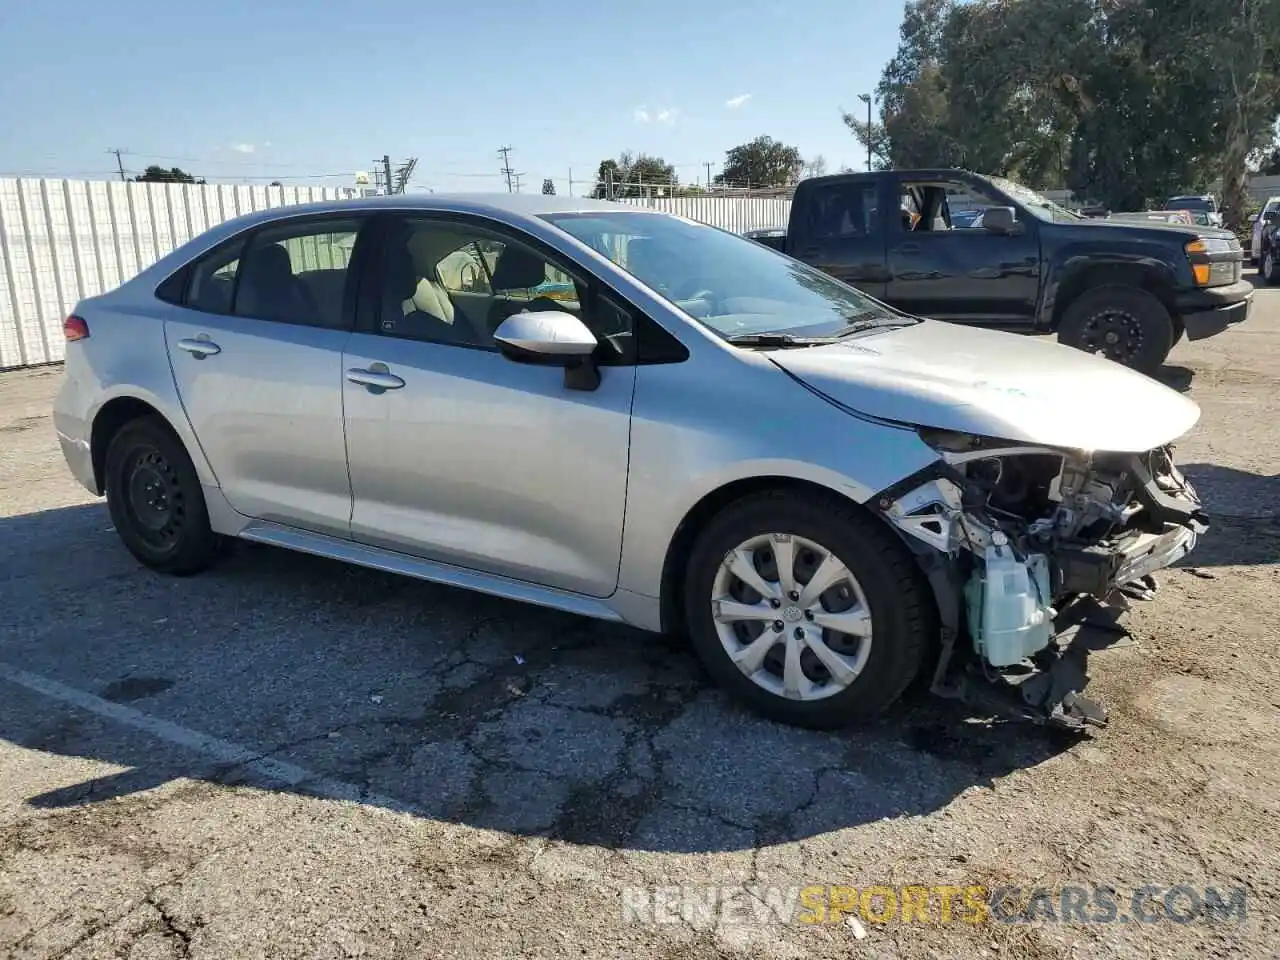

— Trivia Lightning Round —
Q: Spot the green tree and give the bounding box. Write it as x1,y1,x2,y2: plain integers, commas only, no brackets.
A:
590,152,677,198
134,165,205,184
541,178,556,195
715,136,803,188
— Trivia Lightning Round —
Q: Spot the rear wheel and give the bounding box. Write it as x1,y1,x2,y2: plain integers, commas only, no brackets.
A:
683,490,932,730
104,415,221,575
1262,247,1280,286
1056,286,1174,375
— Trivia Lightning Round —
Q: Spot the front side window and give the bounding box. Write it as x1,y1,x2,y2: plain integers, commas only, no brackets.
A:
544,211,912,341
231,218,361,328
375,217,593,349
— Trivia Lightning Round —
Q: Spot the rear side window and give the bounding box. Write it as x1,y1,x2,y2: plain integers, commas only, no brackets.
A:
806,183,880,240
186,241,244,315
232,219,361,328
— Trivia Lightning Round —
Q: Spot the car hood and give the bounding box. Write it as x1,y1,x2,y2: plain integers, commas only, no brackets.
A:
1056,217,1237,243
769,321,1201,453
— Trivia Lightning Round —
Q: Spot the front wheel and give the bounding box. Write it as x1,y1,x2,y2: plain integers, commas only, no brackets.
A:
104,415,222,575
1056,286,1175,375
683,490,933,729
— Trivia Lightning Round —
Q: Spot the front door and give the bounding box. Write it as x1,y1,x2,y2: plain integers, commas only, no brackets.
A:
885,177,1041,326
342,214,636,597
163,215,365,537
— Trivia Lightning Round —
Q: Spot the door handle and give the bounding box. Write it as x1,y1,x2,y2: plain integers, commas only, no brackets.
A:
176,337,221,358
346,367,405,390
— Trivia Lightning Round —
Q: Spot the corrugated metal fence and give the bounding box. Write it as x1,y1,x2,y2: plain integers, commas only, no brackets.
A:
0,178,351,369
0,177,791,370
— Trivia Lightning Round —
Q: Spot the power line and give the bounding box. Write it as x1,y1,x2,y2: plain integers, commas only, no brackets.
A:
497,145,515,193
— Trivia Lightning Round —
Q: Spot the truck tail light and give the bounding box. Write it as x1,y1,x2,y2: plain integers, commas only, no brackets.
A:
63,315,90,341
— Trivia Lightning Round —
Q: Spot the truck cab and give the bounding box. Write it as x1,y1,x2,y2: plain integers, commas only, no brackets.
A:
757,169,1253,374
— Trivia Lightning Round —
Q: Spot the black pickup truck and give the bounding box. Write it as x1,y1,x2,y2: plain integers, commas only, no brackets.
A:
745,169,1253,373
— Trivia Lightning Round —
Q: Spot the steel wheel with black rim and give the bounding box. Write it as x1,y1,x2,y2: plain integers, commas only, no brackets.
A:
1057,285,1174,375
683,490,934,729
104,415,221,575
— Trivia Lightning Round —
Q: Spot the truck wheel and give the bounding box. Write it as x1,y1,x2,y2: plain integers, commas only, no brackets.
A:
683,489,933,730
1262,247,1280,286
1057,286,1174,375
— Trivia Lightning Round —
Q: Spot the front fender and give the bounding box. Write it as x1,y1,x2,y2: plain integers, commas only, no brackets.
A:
617,355,939,599
1038,248,1183,330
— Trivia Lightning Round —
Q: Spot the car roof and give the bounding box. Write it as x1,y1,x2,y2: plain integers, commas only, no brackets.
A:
231,191,633,225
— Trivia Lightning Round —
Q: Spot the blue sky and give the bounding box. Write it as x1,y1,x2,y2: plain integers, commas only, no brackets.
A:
0,0,903,193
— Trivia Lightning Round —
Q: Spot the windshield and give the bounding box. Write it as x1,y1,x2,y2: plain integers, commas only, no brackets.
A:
983,175,1082,222
1166,197,1214,213
542,211,912,340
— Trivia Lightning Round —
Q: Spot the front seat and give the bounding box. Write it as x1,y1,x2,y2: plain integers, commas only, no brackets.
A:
235,243,316,322
486,246,561,333
380,238,472,344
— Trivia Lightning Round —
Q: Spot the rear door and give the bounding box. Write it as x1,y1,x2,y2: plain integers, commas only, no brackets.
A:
787,180,888,298
163,215,367,538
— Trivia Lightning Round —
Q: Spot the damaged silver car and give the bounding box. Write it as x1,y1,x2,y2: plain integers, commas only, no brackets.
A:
53,195,1206,731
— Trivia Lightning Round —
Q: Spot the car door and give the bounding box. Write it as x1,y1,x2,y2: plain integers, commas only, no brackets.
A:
163,215,367,538
341,213,637,598
885,177,1041,326
787,180,888,298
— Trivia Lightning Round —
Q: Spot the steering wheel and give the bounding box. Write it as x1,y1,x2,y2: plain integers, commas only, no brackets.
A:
671,277,719,306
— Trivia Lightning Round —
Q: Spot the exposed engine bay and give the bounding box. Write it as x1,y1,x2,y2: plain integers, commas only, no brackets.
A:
878,428,1209,730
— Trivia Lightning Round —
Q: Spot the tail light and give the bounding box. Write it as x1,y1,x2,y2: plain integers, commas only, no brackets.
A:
63,315,89,341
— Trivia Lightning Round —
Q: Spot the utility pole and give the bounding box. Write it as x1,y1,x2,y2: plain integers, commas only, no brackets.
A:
704,161,713,190
497,146,515,193
107,148,127,181
382,155,393,196
858,94,873,172
568,167,573,197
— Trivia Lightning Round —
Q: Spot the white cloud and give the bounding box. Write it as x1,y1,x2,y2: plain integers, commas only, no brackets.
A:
725,93,752,109
230,143,256,154
634,106,679,125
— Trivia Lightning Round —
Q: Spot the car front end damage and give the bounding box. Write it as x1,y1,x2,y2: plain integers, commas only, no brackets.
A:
875,429,1207,729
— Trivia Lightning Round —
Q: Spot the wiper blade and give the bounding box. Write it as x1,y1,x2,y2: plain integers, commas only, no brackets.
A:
835,311,913,336
724,333,836,348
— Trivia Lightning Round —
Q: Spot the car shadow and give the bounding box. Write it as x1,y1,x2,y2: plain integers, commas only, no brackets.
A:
0,501,1081,853
1155,364,1195,393
1178,462,1280,569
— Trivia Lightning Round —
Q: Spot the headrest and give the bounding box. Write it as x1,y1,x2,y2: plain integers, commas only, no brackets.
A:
490,245,547,290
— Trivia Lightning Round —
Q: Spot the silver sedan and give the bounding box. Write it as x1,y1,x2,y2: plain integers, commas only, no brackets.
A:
54,194,1207,729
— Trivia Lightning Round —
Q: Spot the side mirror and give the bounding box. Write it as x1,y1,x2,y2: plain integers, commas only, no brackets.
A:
982,206,1021,235
1248,214,1259,224
493,310,601,391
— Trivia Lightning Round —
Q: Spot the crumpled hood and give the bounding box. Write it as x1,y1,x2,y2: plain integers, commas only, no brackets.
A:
771,321,1200,453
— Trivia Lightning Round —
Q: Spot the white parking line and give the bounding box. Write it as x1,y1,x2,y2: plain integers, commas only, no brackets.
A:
0,662,416,814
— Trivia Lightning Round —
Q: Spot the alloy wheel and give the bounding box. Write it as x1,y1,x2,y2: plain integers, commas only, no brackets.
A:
710,533,873,701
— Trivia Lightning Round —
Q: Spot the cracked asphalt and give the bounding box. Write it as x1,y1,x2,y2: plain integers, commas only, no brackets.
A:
2,284,1278,959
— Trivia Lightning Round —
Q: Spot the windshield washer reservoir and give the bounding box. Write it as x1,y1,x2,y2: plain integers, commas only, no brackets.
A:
965,535,1054,667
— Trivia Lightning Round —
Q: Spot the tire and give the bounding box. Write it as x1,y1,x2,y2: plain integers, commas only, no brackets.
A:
1056,285,1175,375
683,489,934,730
1261,247,1280,286
104,414,221,575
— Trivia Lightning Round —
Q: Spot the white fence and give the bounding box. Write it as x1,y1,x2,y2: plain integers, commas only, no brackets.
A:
0,179,353,369
0,177,792,370
619,195,791,234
